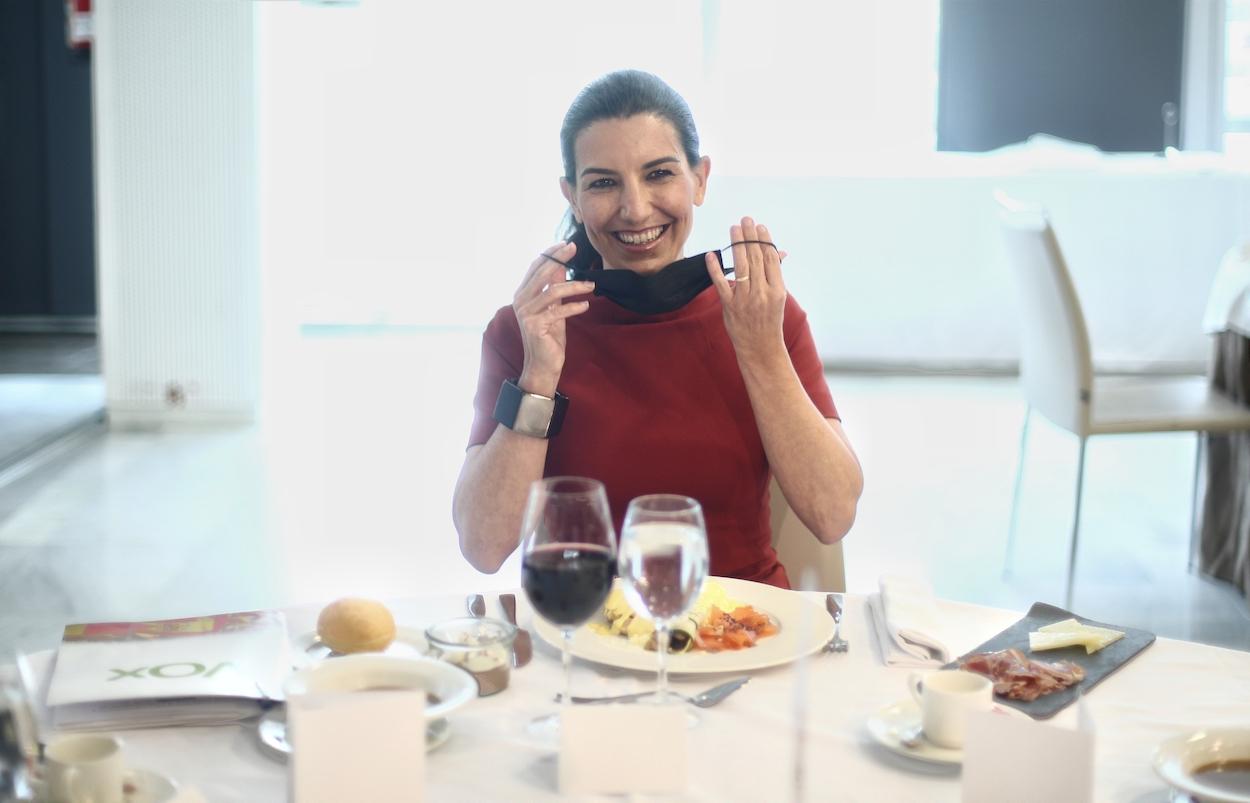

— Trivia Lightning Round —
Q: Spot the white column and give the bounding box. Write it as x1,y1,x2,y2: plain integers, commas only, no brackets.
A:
93,0,259,425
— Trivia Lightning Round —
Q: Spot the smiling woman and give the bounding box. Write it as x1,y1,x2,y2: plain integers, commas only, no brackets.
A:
451,70,864,587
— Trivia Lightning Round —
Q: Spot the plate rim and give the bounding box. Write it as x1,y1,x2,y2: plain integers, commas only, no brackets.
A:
531,576,835,674
283,653,476,720
1152,728,1250,803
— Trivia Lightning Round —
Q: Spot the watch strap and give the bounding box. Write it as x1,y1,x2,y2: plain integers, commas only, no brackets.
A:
493,378,568,438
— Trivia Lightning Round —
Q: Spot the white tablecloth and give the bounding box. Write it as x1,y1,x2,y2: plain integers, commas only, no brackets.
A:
39,593,1250,802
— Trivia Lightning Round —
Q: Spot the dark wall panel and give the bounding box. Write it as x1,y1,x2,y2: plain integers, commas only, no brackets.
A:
40,0,96,316
0,0,49,314
0,0,96,318
938,0,1185,152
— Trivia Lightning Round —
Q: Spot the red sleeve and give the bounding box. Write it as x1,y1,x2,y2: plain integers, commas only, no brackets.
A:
783,294,839,421
467,306,524,448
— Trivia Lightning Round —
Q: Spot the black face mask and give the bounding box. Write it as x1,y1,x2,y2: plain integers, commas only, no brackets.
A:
541,239,775,316
565,251,726,316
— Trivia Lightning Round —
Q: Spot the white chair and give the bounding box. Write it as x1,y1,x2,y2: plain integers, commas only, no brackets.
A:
769,477,846,592
996,191,1250,607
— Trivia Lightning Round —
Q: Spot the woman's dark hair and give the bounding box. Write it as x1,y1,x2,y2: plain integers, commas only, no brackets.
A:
559,70,701,270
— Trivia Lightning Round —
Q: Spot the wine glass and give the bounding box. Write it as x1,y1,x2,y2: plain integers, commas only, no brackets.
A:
617,494,709,711
519,476,617,736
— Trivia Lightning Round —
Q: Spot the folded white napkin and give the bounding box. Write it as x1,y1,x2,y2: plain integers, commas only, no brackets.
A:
866,576,952,668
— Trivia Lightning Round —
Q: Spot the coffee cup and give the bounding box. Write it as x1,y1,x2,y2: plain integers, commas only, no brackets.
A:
908,669,993,749
38,733,125,803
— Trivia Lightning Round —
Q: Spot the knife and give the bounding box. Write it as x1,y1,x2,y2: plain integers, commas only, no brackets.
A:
498,593,533,667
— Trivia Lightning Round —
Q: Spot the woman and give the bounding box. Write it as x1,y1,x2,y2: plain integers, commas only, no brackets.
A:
453,70,862,587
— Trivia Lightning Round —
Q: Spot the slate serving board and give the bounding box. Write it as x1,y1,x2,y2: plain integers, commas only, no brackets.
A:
944,602,1156,720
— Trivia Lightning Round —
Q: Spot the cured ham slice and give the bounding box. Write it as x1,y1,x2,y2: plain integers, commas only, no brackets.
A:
959,648,1085,701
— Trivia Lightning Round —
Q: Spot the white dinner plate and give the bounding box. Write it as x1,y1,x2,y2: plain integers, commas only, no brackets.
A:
865,699,1028,766
292,626,429,664
1153,728,1250,803
531,576,834,674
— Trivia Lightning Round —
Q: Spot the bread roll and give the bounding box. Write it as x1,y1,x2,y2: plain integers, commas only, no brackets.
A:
316,598,396,654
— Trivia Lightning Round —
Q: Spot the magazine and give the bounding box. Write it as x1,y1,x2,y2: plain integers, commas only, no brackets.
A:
44,610,290,730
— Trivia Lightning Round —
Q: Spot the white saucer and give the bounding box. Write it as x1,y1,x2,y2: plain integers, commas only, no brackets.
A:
293,626,429,664
257,705,451,762
32,768,177,803
124,768,179,803
866,699,1027,766
1153,728,1250,803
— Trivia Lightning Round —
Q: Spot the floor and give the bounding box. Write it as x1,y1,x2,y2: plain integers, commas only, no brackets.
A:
1,329,1247,662
0,334,104,473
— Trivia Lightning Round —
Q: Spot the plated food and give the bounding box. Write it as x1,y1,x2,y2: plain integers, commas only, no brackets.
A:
950,603,1150,716
1027,618,1124,654
589,580,778,653
533,576,833,674
958,618,1123,702
959,648,1085,702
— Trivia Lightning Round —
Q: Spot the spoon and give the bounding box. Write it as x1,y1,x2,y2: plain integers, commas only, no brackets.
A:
895,723,924,749
559,676,750,708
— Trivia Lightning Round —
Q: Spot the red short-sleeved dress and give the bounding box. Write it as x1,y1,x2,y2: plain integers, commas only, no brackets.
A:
467,285,838,588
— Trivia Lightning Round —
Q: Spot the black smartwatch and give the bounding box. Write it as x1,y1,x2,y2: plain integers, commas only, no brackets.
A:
493,379,568,438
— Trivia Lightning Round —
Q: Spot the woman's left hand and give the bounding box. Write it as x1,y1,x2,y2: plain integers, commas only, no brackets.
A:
706,216,787,364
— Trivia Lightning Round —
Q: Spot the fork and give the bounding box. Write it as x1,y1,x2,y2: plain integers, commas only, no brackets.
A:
824,594,849,653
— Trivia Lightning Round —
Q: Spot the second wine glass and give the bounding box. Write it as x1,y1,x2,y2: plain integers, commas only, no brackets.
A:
618,494,709,707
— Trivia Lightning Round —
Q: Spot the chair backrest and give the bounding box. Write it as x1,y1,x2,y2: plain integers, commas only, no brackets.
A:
995,191,1094,436
769,477,846,592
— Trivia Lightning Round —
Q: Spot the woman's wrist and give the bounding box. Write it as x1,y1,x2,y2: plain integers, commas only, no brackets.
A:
733,335,788,371
518,367,561,398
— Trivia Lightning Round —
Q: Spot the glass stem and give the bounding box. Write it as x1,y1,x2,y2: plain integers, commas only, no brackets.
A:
656,625,670,704
561,628,573,714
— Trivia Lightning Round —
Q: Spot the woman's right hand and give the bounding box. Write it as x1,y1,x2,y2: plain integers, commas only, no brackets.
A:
512,242,594,397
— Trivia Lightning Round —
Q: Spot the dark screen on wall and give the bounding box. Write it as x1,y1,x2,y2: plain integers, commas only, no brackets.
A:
937,0,1185,152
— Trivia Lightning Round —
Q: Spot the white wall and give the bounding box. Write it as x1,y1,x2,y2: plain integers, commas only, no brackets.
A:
94,0,259,424
255,2,1248,372
695,155,1250,371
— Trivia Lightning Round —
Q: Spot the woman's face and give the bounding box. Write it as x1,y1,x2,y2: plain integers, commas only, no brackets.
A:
561,114,710,274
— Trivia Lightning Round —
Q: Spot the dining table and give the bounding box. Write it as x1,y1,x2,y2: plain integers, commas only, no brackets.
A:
16,590,1250,802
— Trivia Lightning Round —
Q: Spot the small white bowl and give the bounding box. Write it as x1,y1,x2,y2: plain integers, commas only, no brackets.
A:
283,654,477,721
1153,728,1250,803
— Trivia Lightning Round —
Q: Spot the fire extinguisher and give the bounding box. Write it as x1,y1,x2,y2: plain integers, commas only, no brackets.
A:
65,0,92,50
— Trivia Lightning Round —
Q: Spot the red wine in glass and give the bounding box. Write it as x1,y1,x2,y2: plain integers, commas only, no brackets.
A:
521,543,615,626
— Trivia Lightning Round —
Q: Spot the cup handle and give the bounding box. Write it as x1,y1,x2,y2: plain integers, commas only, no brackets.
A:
908,673,924,705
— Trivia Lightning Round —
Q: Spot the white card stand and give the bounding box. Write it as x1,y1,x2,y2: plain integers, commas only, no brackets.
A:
961,703,1094,803
559,704,688,796
288,691,426,803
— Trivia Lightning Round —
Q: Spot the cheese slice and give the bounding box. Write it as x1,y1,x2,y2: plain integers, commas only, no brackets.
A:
1028,619,1124,654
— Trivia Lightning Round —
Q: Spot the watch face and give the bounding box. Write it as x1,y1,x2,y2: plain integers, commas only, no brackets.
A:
515,392,556,438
